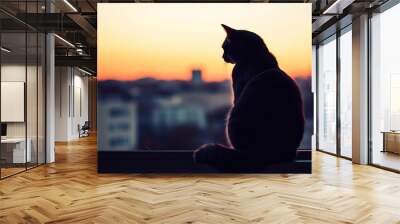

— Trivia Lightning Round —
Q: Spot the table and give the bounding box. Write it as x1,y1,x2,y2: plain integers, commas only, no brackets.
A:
1,138,32,163
382,131,400,154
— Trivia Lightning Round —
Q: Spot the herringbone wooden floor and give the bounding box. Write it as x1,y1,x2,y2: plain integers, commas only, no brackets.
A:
1,135,400,224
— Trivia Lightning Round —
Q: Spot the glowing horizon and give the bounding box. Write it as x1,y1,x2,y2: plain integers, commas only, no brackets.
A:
98,3,312,81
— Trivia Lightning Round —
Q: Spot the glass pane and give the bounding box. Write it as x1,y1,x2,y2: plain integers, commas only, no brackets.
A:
339,29,352,158
371,4,400,171
26,0,38,169
317,36,337,154
27,31,38,169
38,33,46,165
1,31,27,177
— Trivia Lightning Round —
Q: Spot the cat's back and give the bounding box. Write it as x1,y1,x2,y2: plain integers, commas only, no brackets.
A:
246,68,302,105
239,67,304,129
251,68,296,90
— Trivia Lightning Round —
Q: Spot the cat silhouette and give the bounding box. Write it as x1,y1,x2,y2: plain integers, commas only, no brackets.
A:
193,24,305,172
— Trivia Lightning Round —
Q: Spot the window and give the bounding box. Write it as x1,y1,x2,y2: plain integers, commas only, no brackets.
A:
317,35,337,154
370,3,400,171
339,27,352,158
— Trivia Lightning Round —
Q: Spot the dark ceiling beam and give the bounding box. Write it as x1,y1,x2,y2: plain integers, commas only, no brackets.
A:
51,0,97,46
152,0,251,2
0,18,26,31
12,13,82,32
67,13,97,46
86,0,97,11
323,0,356,14
0,8,37,31
6,12,96,48
312,15,335,33
55,55,96,69
312,14,352,44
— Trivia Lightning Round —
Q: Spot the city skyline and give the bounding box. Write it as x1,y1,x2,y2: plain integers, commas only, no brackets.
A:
98,68,311,82
98,3,312,81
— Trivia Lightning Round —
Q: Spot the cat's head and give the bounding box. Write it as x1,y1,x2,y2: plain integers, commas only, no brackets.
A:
221,24,276,65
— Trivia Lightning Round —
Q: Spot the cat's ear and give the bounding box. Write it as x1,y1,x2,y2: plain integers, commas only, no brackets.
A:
221,24,236,36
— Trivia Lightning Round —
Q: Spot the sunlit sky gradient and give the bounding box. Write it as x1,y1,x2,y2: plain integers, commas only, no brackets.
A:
98,3,311,81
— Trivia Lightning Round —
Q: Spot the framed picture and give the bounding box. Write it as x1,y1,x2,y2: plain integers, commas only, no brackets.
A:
97,3,312,173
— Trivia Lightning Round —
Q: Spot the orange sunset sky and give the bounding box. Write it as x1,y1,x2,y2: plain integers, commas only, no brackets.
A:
98,3,311,81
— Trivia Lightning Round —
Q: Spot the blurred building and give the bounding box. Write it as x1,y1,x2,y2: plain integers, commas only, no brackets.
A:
191,69,203,85
98,98,138,151
152,96,207,131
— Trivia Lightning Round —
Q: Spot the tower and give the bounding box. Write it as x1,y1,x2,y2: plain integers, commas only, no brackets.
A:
191,69,202,85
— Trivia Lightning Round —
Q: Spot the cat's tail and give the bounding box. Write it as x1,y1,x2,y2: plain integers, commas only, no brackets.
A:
193,144,261,172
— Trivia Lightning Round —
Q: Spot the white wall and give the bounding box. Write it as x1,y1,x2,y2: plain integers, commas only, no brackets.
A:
72,73,89,138
55,67,89,141
1,65,31,137
1,63,46,164
1,64,26,81
55,66,70,141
